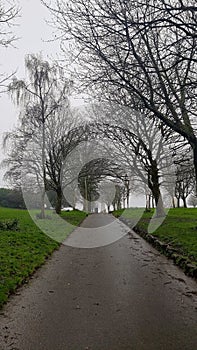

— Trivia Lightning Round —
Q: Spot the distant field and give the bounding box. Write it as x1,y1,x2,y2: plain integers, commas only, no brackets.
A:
113,208,197,264
0,208,87,308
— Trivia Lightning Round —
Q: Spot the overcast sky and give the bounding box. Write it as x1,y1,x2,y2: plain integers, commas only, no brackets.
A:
0,0,63,186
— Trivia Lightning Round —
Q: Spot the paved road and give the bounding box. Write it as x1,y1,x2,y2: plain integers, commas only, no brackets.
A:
0,214,196,350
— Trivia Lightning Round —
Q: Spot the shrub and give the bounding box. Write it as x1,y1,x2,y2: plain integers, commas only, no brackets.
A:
0,219,19,231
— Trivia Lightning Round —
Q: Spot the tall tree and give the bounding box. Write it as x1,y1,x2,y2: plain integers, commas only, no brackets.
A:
2,101,89,215
43,0,197,189
45,111,88,214
93,103,172,216
8,54,70,217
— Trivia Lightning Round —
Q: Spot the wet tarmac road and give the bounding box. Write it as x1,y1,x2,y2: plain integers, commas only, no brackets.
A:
0,214,196,350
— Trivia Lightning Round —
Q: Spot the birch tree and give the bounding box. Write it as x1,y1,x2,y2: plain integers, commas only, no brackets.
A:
8,54,71,217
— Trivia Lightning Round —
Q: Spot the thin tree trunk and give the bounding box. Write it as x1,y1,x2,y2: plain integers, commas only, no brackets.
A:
40,189,45,218
172,196,176,208
55,189,62,214
182,196,187,208
40,122,46,219
126,185,129,208
126,195,129,208
117,200,121,210
146,194,151,211
192,144,197,195
177,197,180,208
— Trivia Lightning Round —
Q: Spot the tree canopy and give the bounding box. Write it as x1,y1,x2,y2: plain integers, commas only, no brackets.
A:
42,0,197,189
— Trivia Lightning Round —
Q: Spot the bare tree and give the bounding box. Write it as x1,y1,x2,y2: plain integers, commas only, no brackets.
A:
3,118,47,196
150,1,197,39
112,184,125,211
7,54,71,217
45,111,89,214
0,0,19,89
42,0,197,190
92,103,172,216
78,156,123,212
0,0,19,47
174,159,195,207
2,104,90,215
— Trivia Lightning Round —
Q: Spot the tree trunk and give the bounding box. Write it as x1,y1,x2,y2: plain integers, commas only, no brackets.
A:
40,189,45,219
117,200,122,210
40,121,46,219
88,201,92,213
55,189,62,214
182,196,187,208
126,186,129,208
176,197,180,208
155,197,164,216
192,144,197,195
83,199,88,212
172,196,176,208
148,161,165,217
146,194,151,211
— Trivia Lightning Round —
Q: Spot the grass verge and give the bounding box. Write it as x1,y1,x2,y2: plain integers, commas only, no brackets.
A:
0,208,87,308
113,208,197,278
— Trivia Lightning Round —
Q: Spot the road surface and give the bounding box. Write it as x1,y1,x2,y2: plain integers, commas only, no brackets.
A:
0,214,196,350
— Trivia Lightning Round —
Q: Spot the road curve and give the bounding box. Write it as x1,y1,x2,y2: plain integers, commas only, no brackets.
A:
0,214,196,350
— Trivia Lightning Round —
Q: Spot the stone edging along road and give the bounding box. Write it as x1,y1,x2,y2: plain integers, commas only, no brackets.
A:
118,217,197,280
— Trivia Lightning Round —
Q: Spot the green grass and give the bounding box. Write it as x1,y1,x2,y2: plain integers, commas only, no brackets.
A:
0,208,87,308
113,208,197,265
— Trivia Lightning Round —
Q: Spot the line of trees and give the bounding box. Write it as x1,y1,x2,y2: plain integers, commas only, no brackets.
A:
3,55,196,214
42,0,197,192
1,1,196,215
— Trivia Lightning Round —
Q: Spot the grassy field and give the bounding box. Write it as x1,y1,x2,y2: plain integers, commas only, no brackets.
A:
113,208,197,265
0,208,87,308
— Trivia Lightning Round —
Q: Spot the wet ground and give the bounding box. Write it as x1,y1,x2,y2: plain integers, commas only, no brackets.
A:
0,214,196,350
